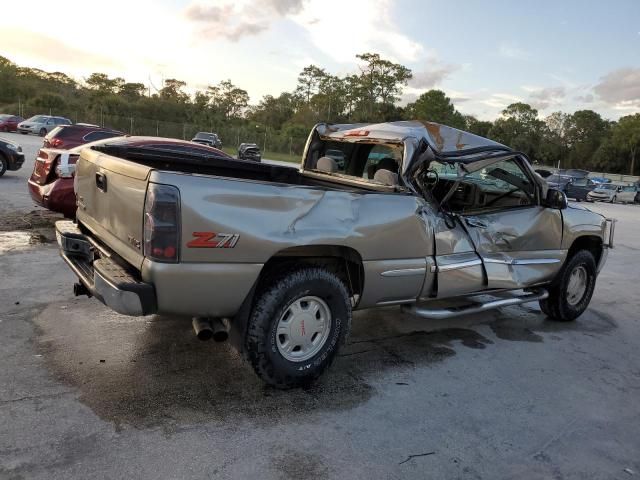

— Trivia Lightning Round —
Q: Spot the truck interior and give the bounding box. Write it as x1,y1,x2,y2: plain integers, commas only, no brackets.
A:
413,156,538,214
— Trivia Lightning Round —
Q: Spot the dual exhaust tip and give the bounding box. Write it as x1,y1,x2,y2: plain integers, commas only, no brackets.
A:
192,317,229,342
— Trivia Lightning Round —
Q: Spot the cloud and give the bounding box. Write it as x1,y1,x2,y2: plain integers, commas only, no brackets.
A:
593,67,640,106
574,93,594,103
409,62,458,89
184,0,305,41
498,43,530,60
290,0,423,64
527,86,566,110
0,28,120,71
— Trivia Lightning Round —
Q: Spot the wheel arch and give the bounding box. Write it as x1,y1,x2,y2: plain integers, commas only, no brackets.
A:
228,244,364,353
567,235,603,265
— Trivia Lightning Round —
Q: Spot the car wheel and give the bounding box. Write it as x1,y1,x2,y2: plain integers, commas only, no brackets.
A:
610,195,616,203
539,250,597,322
39,128,47,137
0,154,7,177
245,267,351,388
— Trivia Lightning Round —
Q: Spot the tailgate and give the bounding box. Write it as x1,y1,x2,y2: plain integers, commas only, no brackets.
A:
75,148,151,270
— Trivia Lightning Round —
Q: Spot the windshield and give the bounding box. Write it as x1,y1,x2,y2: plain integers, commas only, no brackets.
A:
27,115,47,123
547,175,569,183
599,184,617,190
0,114,10,120
194,132,214,140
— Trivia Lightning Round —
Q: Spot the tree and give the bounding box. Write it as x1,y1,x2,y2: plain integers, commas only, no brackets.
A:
208,80,249,120
464,116,493,137
355,53,412,120
119,82,146,99
564,110,608,169
160,79,188,102
489,103,544,161
296,65,326,104
611,114,640,175
86,73,123,93
406,90,465,129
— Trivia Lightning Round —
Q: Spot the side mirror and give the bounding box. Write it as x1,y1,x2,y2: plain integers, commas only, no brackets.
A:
545,188,568,210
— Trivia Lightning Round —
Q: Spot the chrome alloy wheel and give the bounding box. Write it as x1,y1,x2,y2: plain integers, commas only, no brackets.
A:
566,265,588,306
276,296,332,362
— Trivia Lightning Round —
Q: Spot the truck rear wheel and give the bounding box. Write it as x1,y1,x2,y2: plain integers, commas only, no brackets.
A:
539,250,596,322
245,267,351,388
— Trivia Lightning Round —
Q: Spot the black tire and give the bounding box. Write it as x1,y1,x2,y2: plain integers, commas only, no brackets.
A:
0,154,7,177
539,250,597,322
39,128,47,137
245,267,351,388
610,195,616,203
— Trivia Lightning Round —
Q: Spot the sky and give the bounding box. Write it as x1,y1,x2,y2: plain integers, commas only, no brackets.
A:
1,0,639,120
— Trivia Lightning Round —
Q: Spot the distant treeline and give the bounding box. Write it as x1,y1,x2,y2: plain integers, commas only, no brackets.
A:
0,54,638,173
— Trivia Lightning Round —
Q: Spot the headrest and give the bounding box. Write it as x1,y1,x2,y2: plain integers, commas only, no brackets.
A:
373,168,398,186
316,156,338,173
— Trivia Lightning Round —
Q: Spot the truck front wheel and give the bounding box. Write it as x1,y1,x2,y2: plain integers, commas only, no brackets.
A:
539,250,597,322
245,268,352,388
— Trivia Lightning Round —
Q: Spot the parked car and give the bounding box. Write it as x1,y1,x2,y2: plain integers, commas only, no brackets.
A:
238,143,261,162
0,137,25,176
43,124,125,149
534,168,554,178
56,121,613,388
18,115,72,136
565,177,602,201
545,174,573,192
614,185,640,204
0,114,24,132
587,183,624,203
28,136,232,218
192,132,222,148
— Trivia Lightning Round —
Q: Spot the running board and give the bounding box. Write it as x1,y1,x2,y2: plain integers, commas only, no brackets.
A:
401,289,548,320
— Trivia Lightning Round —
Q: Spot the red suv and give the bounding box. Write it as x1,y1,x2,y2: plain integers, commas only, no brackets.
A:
28,137,231,218
43,124,125,149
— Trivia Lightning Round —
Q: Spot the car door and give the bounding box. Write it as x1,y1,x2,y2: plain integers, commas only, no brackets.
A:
619,186,636,203
459,157,565,289
567,178,588,200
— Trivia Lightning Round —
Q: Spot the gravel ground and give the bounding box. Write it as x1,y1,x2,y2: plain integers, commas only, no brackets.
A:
1,135,639,479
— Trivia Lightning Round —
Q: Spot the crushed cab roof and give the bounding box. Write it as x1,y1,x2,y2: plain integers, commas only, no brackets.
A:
317,120,509,158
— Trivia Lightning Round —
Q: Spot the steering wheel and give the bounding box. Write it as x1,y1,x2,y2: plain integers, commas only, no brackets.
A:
423,169,439,189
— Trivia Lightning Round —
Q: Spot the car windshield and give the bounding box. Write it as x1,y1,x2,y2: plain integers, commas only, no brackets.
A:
195,132,214,140
0,114,10,120
600,184,617,190
27,115,47,123
547,175,569,182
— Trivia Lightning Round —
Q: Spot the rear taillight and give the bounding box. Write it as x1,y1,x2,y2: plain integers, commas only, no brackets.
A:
54,153,79,178
143,184,181,263
50,138,63,148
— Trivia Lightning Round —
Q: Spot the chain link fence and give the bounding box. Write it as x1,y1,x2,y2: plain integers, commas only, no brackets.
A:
3,102,308,161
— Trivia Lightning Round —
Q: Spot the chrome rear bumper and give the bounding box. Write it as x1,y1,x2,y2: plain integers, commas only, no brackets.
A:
56,220,156,316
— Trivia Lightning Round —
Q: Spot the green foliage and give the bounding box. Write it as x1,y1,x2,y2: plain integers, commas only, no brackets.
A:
0,54,634,173
406,90,465,128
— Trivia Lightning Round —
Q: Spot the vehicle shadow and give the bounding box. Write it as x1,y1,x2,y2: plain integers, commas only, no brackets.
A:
33,300,614,432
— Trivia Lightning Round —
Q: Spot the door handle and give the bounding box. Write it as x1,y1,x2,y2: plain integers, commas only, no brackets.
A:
95,172,107,192
465,217,489,228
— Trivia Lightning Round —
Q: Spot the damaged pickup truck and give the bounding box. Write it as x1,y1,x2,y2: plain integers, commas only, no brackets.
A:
56,121,615,387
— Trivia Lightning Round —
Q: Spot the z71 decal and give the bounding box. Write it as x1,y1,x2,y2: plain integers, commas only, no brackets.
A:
187,232,240,248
